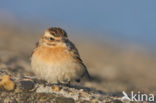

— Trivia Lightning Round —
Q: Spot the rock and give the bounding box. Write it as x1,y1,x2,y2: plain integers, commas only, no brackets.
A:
37,93,55,101
0,66,146,103
52,85,61,92
20,80,35,91
55,97,75,103
0,75,15,91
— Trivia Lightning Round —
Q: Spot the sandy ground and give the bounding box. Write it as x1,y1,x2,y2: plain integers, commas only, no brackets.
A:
0,24,156,96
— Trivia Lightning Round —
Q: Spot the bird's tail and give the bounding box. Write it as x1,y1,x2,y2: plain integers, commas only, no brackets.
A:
84,68,92,81
81,63,92,81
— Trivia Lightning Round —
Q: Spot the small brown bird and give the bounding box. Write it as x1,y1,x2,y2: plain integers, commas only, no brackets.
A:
31,27,91,84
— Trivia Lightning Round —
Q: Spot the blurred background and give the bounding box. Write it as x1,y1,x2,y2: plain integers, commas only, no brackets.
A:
0,0,156,95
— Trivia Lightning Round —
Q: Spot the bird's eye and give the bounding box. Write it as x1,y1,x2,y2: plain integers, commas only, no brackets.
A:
50,37,54,41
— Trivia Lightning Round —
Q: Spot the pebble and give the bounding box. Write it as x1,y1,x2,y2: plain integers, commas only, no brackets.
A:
55,97,75,103
20,80,35,91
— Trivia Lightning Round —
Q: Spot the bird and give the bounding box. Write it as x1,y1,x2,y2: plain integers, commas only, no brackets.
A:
31,27,91,84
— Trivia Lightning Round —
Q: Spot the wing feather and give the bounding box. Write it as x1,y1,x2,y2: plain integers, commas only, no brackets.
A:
65,40,91,80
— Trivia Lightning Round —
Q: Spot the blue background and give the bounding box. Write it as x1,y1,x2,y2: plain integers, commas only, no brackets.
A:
0,0,156,50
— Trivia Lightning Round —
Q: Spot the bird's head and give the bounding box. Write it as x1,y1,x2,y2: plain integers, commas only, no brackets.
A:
40,27,68,46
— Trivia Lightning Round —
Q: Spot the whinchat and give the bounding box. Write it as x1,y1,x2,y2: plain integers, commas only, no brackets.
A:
31,27,91,84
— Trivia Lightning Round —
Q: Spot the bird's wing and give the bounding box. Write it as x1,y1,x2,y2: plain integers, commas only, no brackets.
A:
66,40,91,80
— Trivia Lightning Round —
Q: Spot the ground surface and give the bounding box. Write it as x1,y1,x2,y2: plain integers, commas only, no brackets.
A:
0,67,124,103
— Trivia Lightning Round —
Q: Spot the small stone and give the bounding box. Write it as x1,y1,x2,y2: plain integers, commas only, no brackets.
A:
20,80,35,91
37,93,55,101
0,75,15,91
52,85,61,92
55,97,75,103
80,89,84,92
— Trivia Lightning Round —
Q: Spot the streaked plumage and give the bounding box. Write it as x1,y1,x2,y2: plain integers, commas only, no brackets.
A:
31,27,91,84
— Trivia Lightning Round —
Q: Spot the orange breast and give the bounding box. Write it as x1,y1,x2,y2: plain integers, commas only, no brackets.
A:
33,45,71,63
